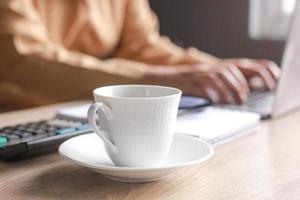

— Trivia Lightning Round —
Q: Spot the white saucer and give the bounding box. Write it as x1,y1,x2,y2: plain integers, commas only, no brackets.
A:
59,133,213,183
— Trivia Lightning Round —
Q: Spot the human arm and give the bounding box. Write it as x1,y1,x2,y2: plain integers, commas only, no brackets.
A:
0,0,150,108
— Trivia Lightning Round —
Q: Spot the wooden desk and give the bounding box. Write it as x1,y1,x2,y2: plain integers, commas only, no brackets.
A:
1,101,300,200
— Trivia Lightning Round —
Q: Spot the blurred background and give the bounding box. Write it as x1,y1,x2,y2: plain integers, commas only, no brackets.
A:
0,0,297,112
150,0,294,64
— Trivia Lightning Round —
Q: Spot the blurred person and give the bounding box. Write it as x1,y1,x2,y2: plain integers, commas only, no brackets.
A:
0,0,280,110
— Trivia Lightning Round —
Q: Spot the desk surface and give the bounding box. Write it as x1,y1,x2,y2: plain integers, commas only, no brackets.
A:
1,101,300,200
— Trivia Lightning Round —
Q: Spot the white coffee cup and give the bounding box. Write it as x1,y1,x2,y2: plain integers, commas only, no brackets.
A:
87,85,182,167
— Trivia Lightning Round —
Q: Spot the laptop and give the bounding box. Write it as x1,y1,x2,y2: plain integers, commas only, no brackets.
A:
223,1,300,119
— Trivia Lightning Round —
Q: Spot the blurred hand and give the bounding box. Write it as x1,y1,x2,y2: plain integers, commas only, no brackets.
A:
144,63,250,104
143,58,280,104
221,58,281,90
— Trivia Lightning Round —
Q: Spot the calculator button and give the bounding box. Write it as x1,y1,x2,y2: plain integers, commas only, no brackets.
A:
19,133,35,142
1,133,19,144
76,124,90,130
68,121,82,127
8,134,20,141
0,133,9,137
2,128,14,134
17,126,29,132
47,131,57,136
56,127,76,135
22,132,33,138
13,131,24,137
0,137,8,147
46,126,57,132
38,126,50,131
35,130,47,135
26,128,38,134
27,124,39,129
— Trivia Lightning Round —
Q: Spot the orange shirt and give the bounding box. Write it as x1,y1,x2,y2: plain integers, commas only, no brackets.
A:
0,0,217,109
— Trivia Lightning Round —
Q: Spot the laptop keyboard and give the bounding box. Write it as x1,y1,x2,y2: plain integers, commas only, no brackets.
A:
244,91,274,111
247,91,274,103
220,91,274,115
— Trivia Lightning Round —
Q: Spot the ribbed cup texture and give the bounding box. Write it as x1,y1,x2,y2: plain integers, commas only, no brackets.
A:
96,95,181,167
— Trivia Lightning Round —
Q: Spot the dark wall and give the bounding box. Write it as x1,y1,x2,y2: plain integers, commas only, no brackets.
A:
150,0,285,64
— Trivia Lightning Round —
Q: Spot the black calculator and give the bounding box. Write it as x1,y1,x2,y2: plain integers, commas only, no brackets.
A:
0,118,92,161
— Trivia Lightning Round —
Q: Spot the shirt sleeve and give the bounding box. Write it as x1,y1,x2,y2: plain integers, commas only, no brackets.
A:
114,0,219,65
0,0,148,107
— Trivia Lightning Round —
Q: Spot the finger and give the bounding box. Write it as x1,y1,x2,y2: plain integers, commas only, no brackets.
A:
235,61,276,90
227,65,250,94
248,67,276,90
192,76,230,103
217,69,247,104
257,60,281,81
204,86,221,103
207,75,233,103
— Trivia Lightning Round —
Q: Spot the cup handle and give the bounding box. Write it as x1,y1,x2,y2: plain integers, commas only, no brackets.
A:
88,102,117,153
